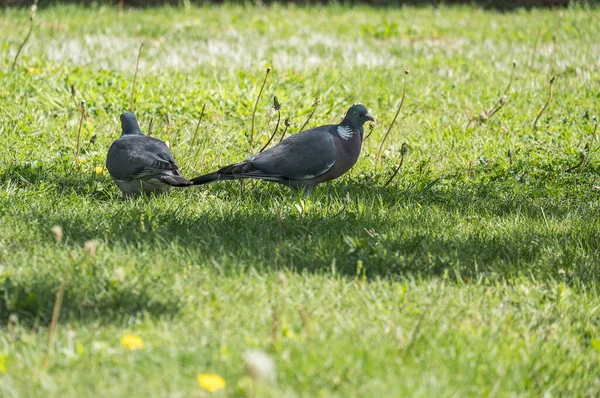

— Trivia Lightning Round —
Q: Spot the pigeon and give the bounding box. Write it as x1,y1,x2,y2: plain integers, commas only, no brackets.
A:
106,112,191,199
191,104,374,192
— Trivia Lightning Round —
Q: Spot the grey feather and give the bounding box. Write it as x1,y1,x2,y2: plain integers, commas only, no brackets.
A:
191,104,374,191
248,126,337,179
106,112,191,199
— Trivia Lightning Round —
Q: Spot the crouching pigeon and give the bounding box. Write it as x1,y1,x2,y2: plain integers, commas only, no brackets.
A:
191,104,374,192
106,112,191,199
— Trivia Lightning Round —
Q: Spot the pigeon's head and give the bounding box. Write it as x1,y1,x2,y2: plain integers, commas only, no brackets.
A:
343,104,374,127
120,112,143,136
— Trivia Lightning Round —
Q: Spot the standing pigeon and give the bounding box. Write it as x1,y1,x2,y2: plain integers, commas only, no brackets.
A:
191,104,374,192
106,112,191,199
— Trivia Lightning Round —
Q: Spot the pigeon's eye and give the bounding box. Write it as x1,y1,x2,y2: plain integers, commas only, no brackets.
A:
353,112,358,116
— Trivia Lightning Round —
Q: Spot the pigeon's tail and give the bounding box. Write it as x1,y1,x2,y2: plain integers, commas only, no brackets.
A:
190,170,246,185
190,171,237,186
191,172,218,185
158,174,193,187
191,162,253,185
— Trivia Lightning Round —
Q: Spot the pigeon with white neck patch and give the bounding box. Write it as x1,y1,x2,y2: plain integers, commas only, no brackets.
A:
106,112,191,200
191,104,374,192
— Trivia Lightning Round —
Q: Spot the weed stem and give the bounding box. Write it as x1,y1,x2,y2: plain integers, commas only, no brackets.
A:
250,67,271,153
75,100,86,162
378,69,409,164
278,118,291,144
383,143,408,187
11,2,37,71
533,76,557,131
130,41,144,112
260,97,282,153
191,104,206,147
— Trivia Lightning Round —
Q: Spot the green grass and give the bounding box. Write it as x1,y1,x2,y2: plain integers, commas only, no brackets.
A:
1,3,600,396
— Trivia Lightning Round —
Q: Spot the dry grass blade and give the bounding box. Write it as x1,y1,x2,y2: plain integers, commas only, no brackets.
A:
130,41,144,112
191,104,206,147
550,14,563,70
378,69,410,165
298,306,311,341
250,67,271,153
533,76,557,131
166,112,172,133
403,308,426,356
402,292,445,357
11,2,37,70
75,100,86,162
43,277,67,369
529,29,543,70
299,97,321,133
270,302,280,352
467,160,473,182
147,116,154,137
191,106,207,163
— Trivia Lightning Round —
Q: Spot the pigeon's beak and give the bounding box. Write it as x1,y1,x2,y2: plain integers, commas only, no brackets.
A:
364,113,375,122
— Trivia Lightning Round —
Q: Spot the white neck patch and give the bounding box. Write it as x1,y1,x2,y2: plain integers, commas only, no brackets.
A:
337,125,354,140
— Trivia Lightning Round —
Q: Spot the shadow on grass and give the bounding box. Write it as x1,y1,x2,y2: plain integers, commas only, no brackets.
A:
0,278,182,326
3,162,600,323
16,175,600,279
0,160,116,201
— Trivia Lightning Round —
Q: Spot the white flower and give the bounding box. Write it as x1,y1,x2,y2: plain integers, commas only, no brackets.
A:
113,267,126,282
83,240,98,256
243,349,276,384
51,225,63,242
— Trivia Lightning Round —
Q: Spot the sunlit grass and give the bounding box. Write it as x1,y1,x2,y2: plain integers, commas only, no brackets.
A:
1,3,600,396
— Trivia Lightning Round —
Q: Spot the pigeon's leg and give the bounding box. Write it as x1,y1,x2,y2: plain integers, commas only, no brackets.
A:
302,185,314,196
285,181,315,196
122,192,135,201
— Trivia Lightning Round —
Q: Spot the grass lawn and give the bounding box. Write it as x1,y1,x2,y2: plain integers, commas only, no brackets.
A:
1,3,600,396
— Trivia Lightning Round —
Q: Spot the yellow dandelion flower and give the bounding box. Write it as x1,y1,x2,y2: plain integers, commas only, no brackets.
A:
28,67,41,74
197,373,226,392
120,334,144,350
95,166,105,174
0,354,7,373
76,157,85,164
282,325,296,339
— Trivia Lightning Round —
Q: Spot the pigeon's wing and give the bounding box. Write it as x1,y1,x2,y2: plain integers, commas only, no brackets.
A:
129,137,180,179
246,125,337,180
106,136,179,181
